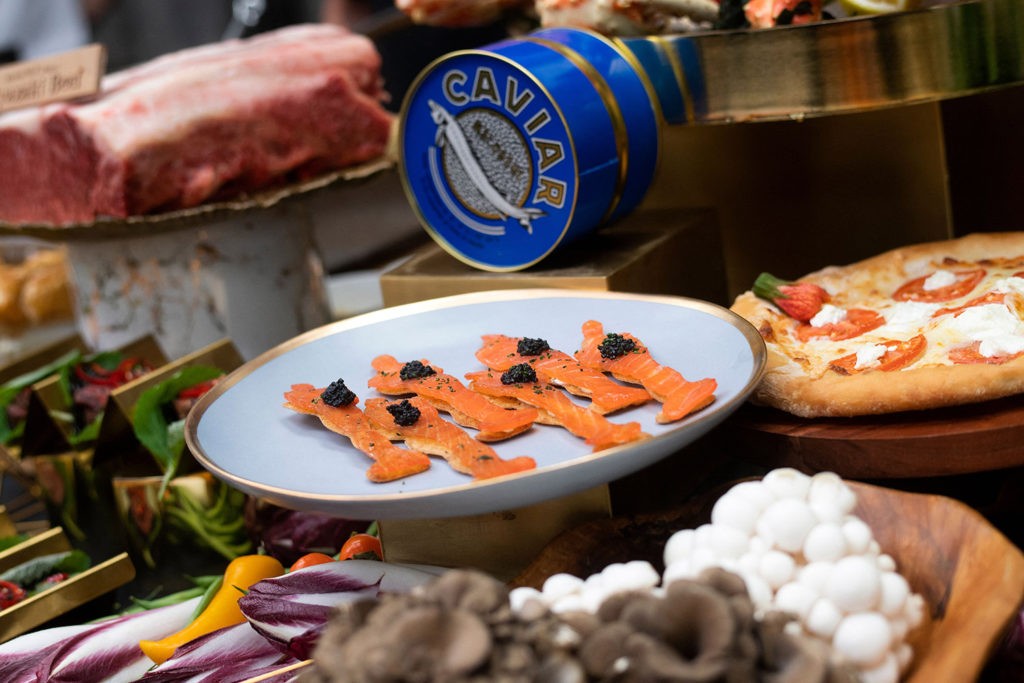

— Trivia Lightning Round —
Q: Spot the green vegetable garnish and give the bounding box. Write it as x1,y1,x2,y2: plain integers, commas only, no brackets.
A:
0,549,90,589
132,366,224,498
0,349,83,445
0,534,28,552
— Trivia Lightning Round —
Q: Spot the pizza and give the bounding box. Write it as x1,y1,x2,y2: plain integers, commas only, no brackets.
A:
729,232,1024,417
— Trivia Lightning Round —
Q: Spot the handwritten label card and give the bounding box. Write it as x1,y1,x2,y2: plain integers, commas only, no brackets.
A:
0,44,106,113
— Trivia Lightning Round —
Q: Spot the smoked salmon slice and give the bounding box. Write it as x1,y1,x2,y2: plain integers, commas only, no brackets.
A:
574,320,717,424
475,334,652,414
368,355,537,442
283,382,432,483
464,366,649,452
364,397,537,480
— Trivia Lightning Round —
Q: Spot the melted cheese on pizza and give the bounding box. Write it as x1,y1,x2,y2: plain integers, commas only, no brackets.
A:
768,264,1024,378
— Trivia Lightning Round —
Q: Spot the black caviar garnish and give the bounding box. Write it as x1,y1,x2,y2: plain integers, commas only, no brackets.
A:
714,0,750,30
516,337,550,356
400,360,436,381
501,363,538,385
775,8,794,24
598,333,637,359
773,0,813,25
386,399,421,427
321,378,356,407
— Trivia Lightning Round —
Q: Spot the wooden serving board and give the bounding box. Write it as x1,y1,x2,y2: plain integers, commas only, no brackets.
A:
722,394,1024,479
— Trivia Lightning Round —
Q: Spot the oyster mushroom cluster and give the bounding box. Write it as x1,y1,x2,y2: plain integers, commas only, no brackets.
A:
556,567,859,682
303,566,857,683
302,569,584,682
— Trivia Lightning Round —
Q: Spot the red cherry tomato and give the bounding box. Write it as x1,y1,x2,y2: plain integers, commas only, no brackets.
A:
289,552,336,572
177,380,217,399
338,533,383,561
0,580,26,609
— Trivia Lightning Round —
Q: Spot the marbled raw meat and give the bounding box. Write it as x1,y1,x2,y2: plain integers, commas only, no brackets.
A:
0,24,393,225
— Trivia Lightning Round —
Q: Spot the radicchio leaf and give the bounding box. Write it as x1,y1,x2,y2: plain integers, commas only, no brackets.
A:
0,596,201,683
0,624,94,683
139,622,299,682
238,560,439,660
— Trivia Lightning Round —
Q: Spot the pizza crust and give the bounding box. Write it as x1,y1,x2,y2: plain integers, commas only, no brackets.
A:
730,232,1024,418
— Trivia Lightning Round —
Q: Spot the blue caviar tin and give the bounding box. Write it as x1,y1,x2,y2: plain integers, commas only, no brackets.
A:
622,36,708,124
398,27,661,272
618,37,689,125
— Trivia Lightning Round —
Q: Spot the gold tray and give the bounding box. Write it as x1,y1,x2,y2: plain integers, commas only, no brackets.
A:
0,527,135,642
635,0,1024,124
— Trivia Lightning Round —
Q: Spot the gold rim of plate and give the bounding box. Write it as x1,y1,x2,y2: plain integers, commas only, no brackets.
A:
184,289,767,512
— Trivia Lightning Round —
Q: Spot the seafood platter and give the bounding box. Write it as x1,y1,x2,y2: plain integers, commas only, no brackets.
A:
185,289,766,519
0,2,1023,682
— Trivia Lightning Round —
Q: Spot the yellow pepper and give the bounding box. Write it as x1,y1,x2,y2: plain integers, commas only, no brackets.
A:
139,554,284,665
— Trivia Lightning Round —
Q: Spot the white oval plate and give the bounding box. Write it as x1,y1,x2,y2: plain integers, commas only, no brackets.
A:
185,289,766,519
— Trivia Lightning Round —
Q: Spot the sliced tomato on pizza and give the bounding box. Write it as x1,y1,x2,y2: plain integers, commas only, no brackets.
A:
893,268,986,303
829,335,927,375
933,291,1007,317
795,308,885,342
949,341,1024,365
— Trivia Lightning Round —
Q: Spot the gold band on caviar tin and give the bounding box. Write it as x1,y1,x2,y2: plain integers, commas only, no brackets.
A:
609,35,668,128
522,36,630,227
522,27,661,225
651,35,697,125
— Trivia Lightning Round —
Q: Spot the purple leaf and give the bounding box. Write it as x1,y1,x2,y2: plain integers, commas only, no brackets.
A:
245,504,367,566
140,622,298,682
0,596,201,683
0,624,93,683
238,560,438,660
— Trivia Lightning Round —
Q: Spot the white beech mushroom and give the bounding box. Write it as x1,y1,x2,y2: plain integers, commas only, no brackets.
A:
517,469,926,683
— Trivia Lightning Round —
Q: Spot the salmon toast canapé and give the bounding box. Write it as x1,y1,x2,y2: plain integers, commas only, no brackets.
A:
465,365,649,452
283,382,431,483
364,397,536,480
368,355,537,442
574,320,718,424
475,334,652,414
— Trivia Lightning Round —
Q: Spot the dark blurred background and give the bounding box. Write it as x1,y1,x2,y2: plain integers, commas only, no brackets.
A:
0,0,513,111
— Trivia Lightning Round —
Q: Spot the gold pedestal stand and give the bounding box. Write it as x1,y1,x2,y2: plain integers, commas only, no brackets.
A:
378,486,611,581
381,208,727,307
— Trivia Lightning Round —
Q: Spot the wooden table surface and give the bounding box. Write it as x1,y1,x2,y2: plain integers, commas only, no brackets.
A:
722,394,1024,480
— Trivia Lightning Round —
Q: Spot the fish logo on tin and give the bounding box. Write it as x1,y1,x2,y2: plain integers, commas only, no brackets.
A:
428,100,545,235
401,53,579,270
